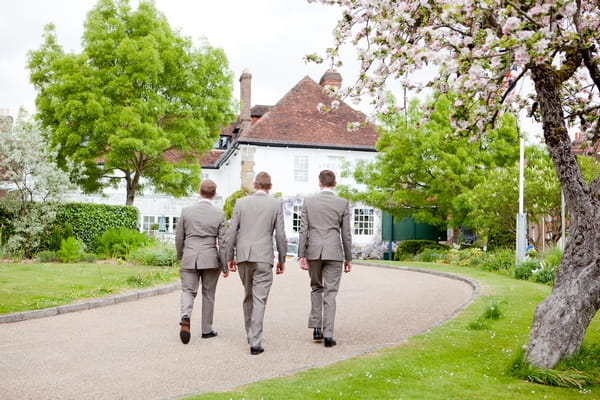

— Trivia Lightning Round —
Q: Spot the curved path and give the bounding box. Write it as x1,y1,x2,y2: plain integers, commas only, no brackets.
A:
0,262,477,400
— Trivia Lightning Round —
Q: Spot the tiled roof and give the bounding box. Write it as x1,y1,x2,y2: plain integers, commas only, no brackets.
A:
163,149,224,168
238,76,379,150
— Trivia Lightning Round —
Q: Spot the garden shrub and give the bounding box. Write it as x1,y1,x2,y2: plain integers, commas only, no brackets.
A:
57,237,86,263
97,227,149,259
541,246,563,269
44,202,139,252
414,248,447,262
514,259,539,280
532,262,558,285
484,248,515,272
35,250,59,263
49,222,74,251
128,243,178,266
395,240,449,260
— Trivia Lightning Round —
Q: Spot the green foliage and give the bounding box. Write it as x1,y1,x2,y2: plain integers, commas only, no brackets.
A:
541,246,563,269
128,242,178,266
49,222,74,251
223,189,250,220
510,347,600,388
394,240,448,260
34,250,59,263
57,237,87,263
514,259,539,280
45,202,139,252
97,227,149,259
28,0,235,205
413,248,447,262
483,248,514,272
347,94,519,230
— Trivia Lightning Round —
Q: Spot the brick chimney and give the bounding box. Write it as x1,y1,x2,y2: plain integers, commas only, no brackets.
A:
239,69,252,131
319,69,342,88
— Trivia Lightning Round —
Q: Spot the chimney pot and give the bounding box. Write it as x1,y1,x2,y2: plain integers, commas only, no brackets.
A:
319,69,342,88
239,70,252,131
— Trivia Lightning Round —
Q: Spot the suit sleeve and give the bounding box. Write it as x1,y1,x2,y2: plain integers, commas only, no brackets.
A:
297,202,309,258
224,203,241,261
175,210,185,260
341,201,352,261
274,200,287,264
217,216,228,272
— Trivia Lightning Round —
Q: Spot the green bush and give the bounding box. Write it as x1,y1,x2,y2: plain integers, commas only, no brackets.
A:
44,203,139,252
57,237,86,263
395,240,449,260
541,246,563,269
49,222,74,251
514,259,539,280
484,248,515,272
97,227,149,259
35,250,59,263
532,262,558,285
414,248,447,262
128,243,178,266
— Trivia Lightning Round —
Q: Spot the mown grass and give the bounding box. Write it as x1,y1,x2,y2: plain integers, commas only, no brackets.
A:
0,262,178,314
186,261,599,400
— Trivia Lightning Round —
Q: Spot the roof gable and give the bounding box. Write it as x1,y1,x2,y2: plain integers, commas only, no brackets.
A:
238,76,379,150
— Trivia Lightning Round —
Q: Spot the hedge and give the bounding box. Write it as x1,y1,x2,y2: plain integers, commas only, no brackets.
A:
44,203,139,252
395,239,449,260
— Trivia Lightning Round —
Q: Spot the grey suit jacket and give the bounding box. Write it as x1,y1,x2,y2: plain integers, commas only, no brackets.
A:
298,190,352,262
225,192,287,265
175,200,227,272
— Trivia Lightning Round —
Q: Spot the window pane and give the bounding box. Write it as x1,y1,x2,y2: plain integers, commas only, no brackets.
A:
294,156,308,182
353,208,374,235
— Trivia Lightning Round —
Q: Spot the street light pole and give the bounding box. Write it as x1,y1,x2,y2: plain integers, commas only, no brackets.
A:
516,132,527,263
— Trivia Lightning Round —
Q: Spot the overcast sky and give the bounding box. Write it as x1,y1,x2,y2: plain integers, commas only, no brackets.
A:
0,0,356,116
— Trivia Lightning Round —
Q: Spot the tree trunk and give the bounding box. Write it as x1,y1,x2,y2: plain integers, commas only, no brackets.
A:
125,170,139,206
525,64,600,368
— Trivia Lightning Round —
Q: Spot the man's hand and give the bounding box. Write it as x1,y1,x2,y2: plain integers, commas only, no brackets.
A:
299,257,308,270
344,260,352,273
228,260,237,272
276,262,285,274
222,270,229,278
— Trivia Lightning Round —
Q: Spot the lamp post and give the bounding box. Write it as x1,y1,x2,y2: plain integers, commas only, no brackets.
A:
516,132,527,263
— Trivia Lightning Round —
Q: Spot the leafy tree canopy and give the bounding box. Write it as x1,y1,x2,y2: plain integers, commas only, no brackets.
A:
342,93,519,229
28,0,236,205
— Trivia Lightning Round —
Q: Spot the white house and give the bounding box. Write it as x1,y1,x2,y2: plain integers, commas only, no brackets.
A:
67,70,383,247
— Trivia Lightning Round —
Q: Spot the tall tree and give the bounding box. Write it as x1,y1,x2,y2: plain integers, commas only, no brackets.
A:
310,0,600,368
343,94,518,239
28,0,235,205
0,110,77,256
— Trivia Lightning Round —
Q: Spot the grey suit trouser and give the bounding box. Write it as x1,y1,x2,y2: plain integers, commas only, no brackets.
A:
180,267,221,334
308,259,343,338
237,261,273,348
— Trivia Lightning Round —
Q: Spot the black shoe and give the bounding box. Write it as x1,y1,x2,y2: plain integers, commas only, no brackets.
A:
324,337,336,347
179,317,191,344
250,346,265,355
201,330,218,339
313,328,324,341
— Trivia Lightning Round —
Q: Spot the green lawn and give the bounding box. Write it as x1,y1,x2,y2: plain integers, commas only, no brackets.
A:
187,261,599,400
0,262,178,314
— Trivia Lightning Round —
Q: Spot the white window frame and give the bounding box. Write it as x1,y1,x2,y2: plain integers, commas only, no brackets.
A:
294,155,309,182
353,208,374,236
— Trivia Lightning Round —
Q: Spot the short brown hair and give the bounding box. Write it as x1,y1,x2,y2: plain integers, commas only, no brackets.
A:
254,171,272,190
319,170,336,188
200,179,217,198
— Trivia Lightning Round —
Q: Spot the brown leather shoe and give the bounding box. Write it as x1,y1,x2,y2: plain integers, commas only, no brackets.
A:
179,317,191,344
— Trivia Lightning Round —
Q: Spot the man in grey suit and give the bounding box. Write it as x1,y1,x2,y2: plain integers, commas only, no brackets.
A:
175,179,229,344
298,170,352,348
225,171,287,355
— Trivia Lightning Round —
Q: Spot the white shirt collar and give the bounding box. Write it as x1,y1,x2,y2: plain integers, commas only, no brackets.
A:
199,198,213,203
255,189,268,194
321,188,335,193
